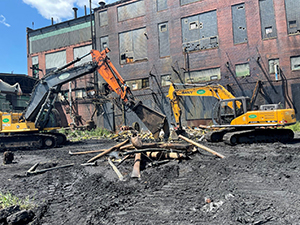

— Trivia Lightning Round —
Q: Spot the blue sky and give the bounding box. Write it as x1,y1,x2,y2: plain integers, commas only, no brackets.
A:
0,0,117,75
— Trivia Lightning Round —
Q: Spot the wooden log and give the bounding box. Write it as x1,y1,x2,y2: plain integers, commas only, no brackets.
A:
178,135,225,159
26,164,74,176
119,144,134,151
86,139,129,163
108,158,124,181
131,153,141,179
69,149,105,155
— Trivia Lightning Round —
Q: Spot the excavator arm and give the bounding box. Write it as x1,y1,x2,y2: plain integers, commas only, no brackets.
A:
167,83,236,128
23,48,169,139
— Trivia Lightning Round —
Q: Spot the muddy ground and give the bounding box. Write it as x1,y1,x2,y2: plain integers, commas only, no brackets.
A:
1,134,300,225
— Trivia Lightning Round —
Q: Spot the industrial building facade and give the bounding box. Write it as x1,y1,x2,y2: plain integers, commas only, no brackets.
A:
27,0,300,131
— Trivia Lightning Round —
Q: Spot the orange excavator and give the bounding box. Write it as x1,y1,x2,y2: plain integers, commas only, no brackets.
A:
0,48,169,149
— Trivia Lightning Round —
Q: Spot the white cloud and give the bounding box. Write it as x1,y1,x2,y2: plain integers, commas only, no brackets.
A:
0,15,11,27
22,0,101,22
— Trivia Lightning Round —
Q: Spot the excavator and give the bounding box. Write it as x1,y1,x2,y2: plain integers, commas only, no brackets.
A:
0,48,169,150
167,83,296,145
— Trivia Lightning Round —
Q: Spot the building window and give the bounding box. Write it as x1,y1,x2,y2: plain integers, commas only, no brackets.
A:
182,10,218,52
100,36,109,51
117,0,145,22
285,0,300,34
235,63,250,77
232,3,248,44
259,0,277,39
99,11,108,27
291,56,300,70
75,89,87,99
73,45,92,66
161,74,171,86
45,50,66,74
184,68,221,83
31,56,39,78
157,0,167,11
126,78,149,90
158,22,170,57
119,28,147,64
180,0,201,5
268,59,279,74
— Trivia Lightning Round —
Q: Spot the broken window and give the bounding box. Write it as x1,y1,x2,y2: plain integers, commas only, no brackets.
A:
126,78,149,90
158,22,170,57
45,50,66,74
73,45,92,66
285,0,300,34
119,28,147,64
100,36,109,51
161,74,171,86
291,56,300,70
182,10,218,52
31,56,39,78
235,63,250,77
75,89,87,99
184,68,221,83
268,59,279,74
259,0,277,39
232,3,248,44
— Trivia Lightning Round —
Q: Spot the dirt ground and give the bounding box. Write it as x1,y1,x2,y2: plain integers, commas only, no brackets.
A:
1,133,300,225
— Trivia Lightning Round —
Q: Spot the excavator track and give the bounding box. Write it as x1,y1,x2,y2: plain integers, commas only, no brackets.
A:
223,128,294,145
0,132,66,150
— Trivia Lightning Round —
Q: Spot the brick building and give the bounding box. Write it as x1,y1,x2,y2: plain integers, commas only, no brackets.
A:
94,0,300,130
27,0,300,132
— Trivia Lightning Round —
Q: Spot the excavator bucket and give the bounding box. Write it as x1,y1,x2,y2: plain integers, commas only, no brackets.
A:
131,101,169,140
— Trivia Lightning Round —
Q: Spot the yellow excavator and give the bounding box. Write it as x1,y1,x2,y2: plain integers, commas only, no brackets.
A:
167,83,296,145
0,48,169,150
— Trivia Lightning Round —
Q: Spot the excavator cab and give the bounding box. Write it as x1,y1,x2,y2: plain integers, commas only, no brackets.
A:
214,97,251,125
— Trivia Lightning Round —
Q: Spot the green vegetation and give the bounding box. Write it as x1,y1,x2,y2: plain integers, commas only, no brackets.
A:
59,127,111,141
287,121,300,132
0,191,35,210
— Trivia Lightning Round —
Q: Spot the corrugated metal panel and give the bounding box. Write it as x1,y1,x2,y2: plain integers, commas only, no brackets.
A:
232,3,248,44
157,0,167,11
45,50,66,74
285,0,300,34
29,22,92,54
181,0,201,5
119,31,133,64
259,0,277,39
158,22,170,57
99,11,108,26
133,28,147,61
184,68,220,83
117,0,145,22
74,45,92,66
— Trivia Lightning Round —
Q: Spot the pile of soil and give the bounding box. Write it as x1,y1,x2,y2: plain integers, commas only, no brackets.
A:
1,135,300,224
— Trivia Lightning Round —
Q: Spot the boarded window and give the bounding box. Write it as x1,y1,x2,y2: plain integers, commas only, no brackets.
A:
118,0,145,22
184,68,221,83
235,63,250,77
268,59,279,74
73,45,92,66
259,0,277,39
182,10,218,52
99,11,108,27
45,50,66,74
119,28,147,64
291,56,300,70
158,22,170,57
157,0,167,11
161,74,171,86
126,78,149,90
285,0,300,34
232,3,248,44
32,56,39,78
181,0,201,5
100,36,109,51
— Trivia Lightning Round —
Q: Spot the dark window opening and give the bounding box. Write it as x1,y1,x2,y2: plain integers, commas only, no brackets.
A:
289,20,297,28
